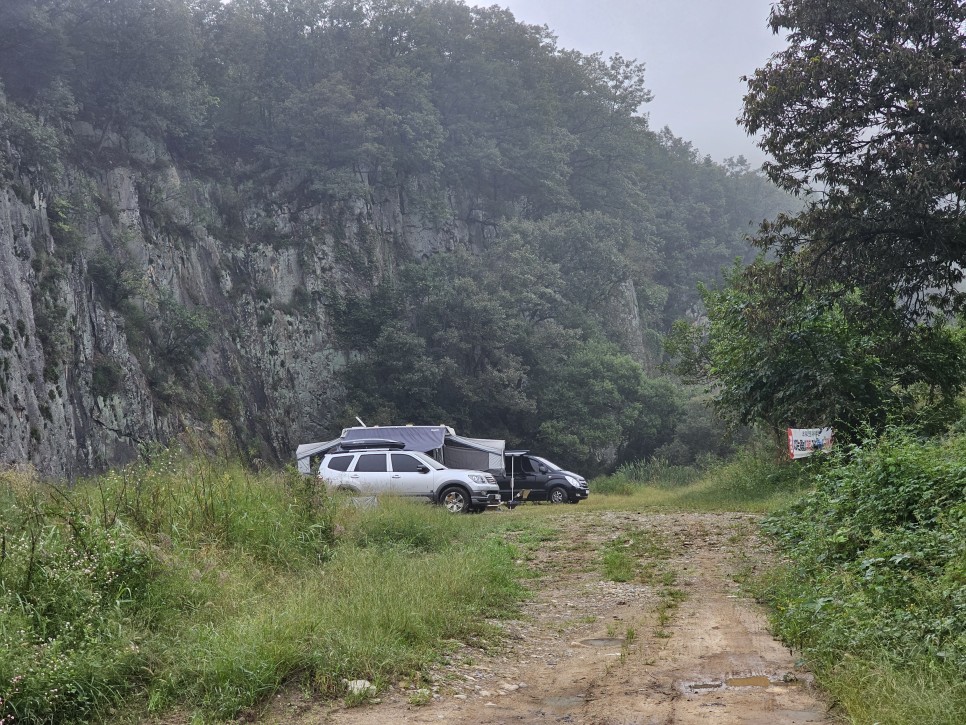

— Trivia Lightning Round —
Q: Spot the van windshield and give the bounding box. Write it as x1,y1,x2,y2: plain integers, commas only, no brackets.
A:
530,456,562,471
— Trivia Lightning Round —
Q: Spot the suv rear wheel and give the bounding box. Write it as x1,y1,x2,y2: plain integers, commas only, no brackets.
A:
439,485,470,514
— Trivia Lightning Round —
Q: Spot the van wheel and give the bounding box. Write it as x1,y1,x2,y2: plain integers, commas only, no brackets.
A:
439,486,470,514
336,485,360,494
549,486,568,504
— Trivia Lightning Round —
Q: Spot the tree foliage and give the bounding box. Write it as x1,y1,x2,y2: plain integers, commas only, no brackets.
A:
336,233,686,474
0,0,794,470
742,0,966,316
668,259,966,436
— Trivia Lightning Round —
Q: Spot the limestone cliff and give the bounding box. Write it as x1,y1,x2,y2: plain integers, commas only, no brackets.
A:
0,130,648,478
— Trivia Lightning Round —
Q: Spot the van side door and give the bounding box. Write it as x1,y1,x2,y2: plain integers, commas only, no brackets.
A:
523,455,552,498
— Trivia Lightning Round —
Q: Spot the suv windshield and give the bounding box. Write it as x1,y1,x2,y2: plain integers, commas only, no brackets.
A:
408,451,445,470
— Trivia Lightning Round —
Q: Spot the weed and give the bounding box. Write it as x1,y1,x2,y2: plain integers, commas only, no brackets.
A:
602,548,636,582
600,528,670,583
407,689,432,706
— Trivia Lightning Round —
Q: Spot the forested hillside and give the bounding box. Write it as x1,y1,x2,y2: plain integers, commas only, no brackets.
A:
0,0,788,476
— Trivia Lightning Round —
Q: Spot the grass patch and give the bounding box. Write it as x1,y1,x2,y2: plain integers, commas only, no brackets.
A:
587,449,813,513
601,548,636,582
600,528,670,584
0,454,528,723
344,497,475,552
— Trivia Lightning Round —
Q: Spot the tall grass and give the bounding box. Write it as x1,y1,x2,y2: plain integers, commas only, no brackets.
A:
0,454,526,723
587,449,814,513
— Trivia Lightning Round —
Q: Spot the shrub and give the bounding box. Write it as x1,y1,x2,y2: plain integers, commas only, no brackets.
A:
0,470,156,723
759,428,966,723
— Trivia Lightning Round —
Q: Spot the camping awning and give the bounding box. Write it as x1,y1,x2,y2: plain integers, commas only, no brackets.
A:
295,437,342,474
443,434,505,473
446,435,504,456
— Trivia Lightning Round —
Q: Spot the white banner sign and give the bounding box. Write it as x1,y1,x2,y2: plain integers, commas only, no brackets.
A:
787,427,833,459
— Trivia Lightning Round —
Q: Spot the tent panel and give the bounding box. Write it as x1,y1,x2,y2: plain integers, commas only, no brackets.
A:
444,434,505,473
443,446,493,472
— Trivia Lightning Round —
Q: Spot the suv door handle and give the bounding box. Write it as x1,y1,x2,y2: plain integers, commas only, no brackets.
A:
391,474,401,478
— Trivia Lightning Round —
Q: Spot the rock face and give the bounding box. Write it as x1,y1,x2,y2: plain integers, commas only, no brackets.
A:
0,137,645,478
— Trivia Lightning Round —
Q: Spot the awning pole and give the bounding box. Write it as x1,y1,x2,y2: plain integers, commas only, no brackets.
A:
510,457,515,505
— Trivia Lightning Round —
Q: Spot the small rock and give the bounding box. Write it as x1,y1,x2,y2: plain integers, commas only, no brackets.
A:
453,694,467,700
345,679,375,697
479,690,493,697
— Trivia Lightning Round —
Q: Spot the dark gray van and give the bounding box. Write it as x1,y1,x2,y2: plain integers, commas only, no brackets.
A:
494,452,589,504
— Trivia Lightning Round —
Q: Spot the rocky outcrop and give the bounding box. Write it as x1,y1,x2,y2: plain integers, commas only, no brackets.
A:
0,133,645,478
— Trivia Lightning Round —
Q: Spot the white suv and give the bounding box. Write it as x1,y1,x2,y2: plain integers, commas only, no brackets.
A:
318,446,501,513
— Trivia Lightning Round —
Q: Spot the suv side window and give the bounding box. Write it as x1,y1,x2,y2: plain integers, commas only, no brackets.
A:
327,455,353,472
391,453,423,472
354,453,388,472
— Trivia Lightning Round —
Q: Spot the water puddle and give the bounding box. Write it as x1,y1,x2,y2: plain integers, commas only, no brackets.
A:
725,675,771,687
578,637,624,647
683,674,781,693
542,694,585,713
690,681,723,690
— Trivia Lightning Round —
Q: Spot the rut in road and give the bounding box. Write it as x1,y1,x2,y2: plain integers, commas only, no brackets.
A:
266,510,833,725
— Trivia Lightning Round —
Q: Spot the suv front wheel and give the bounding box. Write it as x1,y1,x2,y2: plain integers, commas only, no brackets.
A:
439,485,470,514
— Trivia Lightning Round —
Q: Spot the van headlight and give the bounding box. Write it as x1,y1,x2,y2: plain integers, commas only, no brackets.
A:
565,475,579,486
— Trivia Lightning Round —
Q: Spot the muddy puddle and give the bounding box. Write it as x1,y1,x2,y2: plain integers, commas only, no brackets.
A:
541,694,586,713
577,637,624,647
683,673,795,694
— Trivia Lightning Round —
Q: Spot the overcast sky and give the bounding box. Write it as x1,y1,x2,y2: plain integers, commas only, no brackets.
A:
492,0,787,165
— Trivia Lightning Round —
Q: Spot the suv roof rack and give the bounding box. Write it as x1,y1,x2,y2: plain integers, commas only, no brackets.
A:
337,438,407,451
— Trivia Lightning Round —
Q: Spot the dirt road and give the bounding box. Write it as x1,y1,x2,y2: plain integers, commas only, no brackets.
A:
266,510,833,725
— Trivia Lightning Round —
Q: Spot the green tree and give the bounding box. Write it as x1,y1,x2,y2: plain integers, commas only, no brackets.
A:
0,1,72,106
667,260,966,437
533,339,647,473
742,0,966,316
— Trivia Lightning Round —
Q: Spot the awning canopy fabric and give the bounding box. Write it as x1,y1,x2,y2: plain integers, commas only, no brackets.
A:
295,437,342,474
